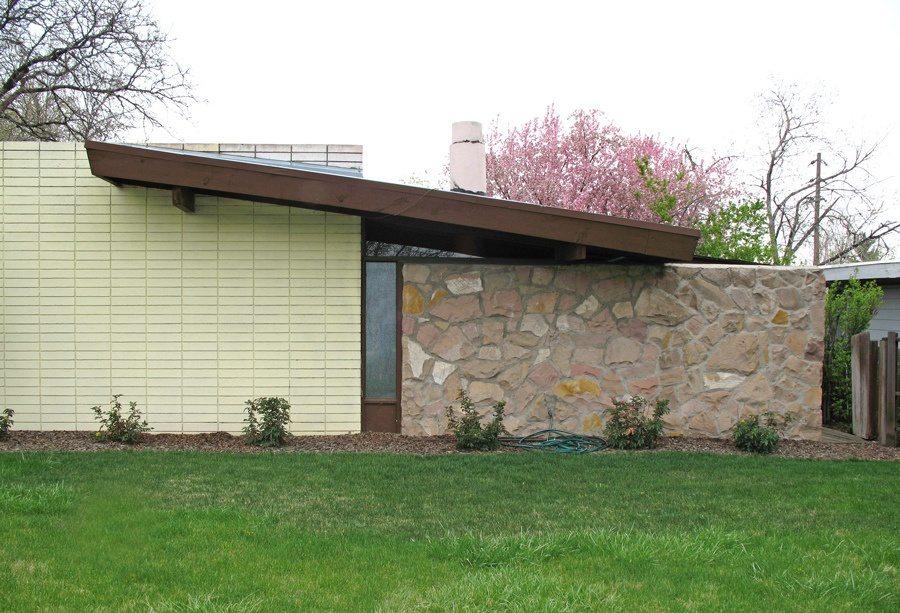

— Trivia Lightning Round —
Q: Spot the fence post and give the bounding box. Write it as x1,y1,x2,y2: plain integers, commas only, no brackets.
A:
877,331,897,447
851,332,876,439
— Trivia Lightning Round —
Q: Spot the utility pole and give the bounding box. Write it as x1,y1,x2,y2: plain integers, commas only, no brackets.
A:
813,152,822,265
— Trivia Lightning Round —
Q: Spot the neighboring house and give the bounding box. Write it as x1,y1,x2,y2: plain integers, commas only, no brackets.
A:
820,261,900,340
0,140,826,439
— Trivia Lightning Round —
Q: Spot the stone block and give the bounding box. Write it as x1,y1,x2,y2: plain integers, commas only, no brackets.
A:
469,381,504,403
432,360,457,385
605,337,641,365
446,272,483,295
460,359,505,379
430,295,482,322
431,327,475,362
693,277,736,309
405,339,429,379
482,319,505,345
402,284,424,315
554,378,601,398
707,333,760,375
526,292,559,313
556,314,585,332
611,301,634,319
555,269,591,294
532,267,555,286
634,288,692,325
520,314,550,337
416,323,440,349
497,362,529,388
777,287,800,309
483,290,522,317
404,264,430,284
592,277,632,303
618,318,648,342
528,361,560,388
575,295,599,316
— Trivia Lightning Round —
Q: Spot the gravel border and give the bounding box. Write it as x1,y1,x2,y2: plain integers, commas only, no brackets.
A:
0,430,897,460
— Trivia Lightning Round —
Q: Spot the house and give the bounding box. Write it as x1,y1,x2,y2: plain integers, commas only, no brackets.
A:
0,131,826,439
820,261,900,340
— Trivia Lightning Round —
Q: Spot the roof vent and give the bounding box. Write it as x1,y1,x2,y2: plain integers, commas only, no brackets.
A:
449,121,486,195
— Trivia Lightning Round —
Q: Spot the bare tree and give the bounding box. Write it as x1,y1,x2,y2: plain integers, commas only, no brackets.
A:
819,213,895,264
755,85,898,265
0,0,193,140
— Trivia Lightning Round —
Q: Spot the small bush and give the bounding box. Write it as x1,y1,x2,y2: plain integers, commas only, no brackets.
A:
0,408,13,438
446,389,506,451
604,396,669,450
243,397,292,447
91,395,151,443
733,412,794,454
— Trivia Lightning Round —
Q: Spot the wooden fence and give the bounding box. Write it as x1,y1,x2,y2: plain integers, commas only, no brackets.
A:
851,331,898,446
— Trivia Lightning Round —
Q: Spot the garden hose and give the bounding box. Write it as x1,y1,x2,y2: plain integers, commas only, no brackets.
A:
499,429,607,454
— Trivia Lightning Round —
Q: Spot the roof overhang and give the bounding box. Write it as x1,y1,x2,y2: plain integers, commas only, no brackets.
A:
85,141,700,262
820,260,900,284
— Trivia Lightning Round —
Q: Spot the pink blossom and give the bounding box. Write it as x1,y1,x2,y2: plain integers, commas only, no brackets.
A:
486,107,735,225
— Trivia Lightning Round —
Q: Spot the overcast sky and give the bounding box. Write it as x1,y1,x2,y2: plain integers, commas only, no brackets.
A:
142,0,899,236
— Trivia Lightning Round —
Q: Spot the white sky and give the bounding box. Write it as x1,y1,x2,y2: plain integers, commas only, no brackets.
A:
142,0,900,238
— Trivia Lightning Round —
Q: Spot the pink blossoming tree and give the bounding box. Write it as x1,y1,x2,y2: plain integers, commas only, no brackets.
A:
486,108,734,225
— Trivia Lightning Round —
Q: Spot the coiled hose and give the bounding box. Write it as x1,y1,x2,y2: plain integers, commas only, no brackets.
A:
499,429,607,454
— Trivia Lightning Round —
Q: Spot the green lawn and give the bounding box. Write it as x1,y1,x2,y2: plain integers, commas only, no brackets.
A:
1,451,897,612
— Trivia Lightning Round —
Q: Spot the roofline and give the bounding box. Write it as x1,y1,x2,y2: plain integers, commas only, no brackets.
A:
84,141,700,262
820,260,900,283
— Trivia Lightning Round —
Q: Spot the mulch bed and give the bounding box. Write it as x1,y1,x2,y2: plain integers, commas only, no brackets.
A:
1,430,898,461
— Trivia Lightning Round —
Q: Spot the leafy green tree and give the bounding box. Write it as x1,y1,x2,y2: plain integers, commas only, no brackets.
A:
823,277,883,424
695,200,781,263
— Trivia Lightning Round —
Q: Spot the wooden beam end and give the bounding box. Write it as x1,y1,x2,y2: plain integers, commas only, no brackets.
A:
554,243,587,262
172,187,195,213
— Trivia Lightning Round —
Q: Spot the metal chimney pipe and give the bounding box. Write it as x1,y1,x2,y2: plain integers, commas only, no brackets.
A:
449,121,486,195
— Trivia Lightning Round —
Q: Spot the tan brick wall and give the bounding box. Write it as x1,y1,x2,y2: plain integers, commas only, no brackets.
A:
148,143,364,171
0,142,361,433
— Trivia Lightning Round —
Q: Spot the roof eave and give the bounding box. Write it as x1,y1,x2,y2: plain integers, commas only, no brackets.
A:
84,141,699,262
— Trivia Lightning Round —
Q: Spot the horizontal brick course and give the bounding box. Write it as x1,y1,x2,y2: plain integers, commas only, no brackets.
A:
1,143,362,433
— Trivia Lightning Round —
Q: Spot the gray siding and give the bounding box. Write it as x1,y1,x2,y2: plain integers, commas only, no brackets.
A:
870,284,900,340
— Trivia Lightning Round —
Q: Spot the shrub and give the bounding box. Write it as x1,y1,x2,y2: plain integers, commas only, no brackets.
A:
733,412,794,454
603,396,669,450
243,397,292,447
823,276,883,424
91,395,151,443
0,408,13,438
446,389,506,451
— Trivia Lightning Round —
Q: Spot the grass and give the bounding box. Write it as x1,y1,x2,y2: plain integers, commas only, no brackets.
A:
0,450,897,611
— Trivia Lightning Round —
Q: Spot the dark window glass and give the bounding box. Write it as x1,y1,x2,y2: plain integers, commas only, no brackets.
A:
364,262,396,398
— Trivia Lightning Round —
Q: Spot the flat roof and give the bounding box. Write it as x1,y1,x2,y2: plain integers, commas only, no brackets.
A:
85,141,701,262
820,260,900,283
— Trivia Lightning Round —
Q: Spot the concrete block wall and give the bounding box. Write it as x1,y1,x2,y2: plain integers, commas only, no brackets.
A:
0,142,362,433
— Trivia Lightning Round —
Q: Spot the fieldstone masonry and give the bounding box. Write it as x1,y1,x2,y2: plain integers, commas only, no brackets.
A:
401,263,825,440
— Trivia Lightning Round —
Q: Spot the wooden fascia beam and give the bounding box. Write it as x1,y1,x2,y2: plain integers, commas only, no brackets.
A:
84,142,700,261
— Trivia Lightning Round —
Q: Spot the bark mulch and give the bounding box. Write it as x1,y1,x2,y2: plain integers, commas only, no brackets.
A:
0,430,897,461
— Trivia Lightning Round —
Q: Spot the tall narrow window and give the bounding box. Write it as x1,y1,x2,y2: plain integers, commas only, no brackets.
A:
364,262,397,399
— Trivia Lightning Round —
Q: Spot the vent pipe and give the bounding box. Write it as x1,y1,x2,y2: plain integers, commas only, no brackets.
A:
449,121,486,195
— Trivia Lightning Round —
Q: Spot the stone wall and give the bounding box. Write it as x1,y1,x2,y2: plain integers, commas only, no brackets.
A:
400,263,825,440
